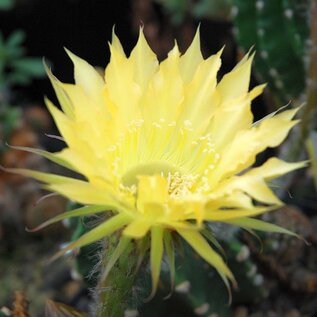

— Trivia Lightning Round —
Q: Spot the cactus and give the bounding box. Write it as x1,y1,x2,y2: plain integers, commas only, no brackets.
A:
155,0,232,25
137,236,265,317
168,238,264,316
156,0,311,105
66,205,265,316
62,202,101,287
231,0,311,105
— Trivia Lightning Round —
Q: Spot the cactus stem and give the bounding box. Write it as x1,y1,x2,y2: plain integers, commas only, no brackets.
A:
301,0,317,138
95,235,139,317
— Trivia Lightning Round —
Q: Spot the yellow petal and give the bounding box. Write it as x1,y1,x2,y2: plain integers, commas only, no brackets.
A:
4,167,74,184
27,205,107,232
225,217,299,238
111,27,126,57
45,98,91,155
218,192,253,209
137,175,168,213
123,219,151,238
179,26,203,83
7,144,76,172
141,43,183,124
246,157,308,180
46,181,116,206
253,110,299,148
179,50,222,132
65,48,104,102
4,167,117,206
234,178,282,205
44,62,74,118
209,84,266,151
217,53,254,103
105,43,141,123
204,206,276,221
54,148,94,176
51,213,132,261
177,229,234,282
129,27,158,90
209,109,300,186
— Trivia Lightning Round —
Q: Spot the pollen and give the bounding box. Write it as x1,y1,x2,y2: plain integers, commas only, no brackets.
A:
167,172,198,198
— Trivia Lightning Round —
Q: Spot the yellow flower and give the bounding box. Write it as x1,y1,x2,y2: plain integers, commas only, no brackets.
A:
7,28,306,294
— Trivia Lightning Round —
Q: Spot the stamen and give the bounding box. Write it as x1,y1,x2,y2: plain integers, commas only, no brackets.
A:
167,172,198,198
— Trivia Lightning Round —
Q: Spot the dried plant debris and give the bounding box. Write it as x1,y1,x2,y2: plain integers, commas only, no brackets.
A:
45,300,90,317
12,291,29,317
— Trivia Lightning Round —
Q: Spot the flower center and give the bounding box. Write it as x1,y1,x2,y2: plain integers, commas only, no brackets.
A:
121,162,202,200
121,161,180,187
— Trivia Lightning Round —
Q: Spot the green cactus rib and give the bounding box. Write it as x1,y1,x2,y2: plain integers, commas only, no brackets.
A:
167,239,264,317
256,0,306,99
231,0,273,88
66,200,263,316
232,0,309,104
173,244,230,317
95,235,139,317
282,0,310,59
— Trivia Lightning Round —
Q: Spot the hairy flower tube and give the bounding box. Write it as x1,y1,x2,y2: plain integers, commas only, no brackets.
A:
6,28,306,295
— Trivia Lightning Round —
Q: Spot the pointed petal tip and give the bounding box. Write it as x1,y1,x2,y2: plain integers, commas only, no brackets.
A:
193,24,201,39
218,45,225,56
25,218,54,232
63,47,73,58
63,47,84,66
144,283,158,303
163,291,173,300
247,50,256,63
185,26,201,53
299,235,310,246
42,57,50,73
43,61,57,83
0,165,21,176
111,25,118,42
111,24,116,35
25,225,42,233
48,247,72,264
246,45,255,57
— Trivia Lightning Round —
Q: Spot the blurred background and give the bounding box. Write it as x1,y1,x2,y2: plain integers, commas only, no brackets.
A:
1,0,317,316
